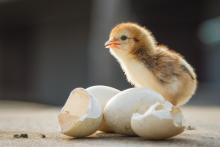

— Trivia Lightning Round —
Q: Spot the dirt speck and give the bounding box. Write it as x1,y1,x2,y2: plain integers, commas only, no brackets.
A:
187,125,196,130
41,134,46,138
13,133,28,138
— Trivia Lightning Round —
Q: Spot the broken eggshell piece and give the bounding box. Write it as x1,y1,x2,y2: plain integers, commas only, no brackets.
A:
58,88,102,138
131,101,185,140
86,85,120,132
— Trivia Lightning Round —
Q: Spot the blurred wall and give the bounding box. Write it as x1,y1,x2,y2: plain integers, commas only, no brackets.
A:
0,0,91,105
0,0,219,105
87,0,132,89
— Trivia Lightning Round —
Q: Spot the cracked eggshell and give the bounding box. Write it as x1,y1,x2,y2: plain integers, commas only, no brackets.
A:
131,101,185,140
86,85,120,132
104,88,165,135
58,88,102,138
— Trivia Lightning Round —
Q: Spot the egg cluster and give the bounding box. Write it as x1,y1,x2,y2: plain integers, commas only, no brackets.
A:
58,85,185,140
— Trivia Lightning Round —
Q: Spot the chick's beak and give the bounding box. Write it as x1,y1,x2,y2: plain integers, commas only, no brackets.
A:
105,39,120,48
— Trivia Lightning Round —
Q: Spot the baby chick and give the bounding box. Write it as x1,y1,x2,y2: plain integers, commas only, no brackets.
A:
105,23,197,106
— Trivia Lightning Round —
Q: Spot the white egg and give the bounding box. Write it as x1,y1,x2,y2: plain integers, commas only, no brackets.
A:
86,85,120,132
104,88,165,135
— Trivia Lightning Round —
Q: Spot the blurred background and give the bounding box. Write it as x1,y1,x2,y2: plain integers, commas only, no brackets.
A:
0,0,219,106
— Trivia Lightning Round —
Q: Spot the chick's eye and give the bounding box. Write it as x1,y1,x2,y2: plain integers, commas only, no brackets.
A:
120,35,128,41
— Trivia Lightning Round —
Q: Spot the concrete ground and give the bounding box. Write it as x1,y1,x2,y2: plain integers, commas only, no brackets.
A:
0,101,219,147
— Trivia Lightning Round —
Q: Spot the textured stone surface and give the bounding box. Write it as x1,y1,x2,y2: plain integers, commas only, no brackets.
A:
0,101,219,147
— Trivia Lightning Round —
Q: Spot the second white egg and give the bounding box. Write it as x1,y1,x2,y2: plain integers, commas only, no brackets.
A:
104,88,165,135
86,85,120,132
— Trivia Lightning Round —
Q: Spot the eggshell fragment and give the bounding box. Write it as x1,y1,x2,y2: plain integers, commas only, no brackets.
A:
131,101,185,140
86,85,120,132
104,88,165,135
58,88,102,137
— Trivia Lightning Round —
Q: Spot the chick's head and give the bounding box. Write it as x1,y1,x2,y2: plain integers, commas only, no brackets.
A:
105,23,156,58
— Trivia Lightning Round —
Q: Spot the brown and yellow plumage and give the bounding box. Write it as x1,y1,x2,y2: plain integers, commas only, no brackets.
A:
105,22,197,106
